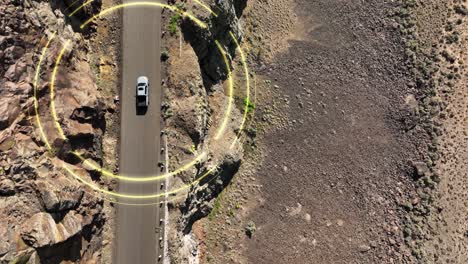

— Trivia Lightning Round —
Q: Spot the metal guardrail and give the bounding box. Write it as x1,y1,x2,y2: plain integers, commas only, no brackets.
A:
162,135,170,264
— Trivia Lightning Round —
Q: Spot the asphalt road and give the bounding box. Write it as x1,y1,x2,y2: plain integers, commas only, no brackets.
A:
114,1,163,263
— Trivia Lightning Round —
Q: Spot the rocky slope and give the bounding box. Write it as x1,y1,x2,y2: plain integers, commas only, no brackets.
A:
198,1,468,263
160,0,247,262
180,0,246,86
0,0,116,263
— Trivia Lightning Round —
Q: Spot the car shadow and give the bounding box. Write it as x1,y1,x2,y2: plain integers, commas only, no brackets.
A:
136,105,148,116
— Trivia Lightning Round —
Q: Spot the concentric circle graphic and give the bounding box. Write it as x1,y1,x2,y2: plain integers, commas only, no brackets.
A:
32,1,255,205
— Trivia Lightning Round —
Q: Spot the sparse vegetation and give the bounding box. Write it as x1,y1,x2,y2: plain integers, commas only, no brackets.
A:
227,208,235,217
245,221,256,238
162,107,174,119
445,32,460,44
161,50,169,61
168,13,181,35
47,147,58,157
393,0,468,262
454,5,468,16
244,97,256,114
441,50,456,63
244,127,257,138
208,192,224,221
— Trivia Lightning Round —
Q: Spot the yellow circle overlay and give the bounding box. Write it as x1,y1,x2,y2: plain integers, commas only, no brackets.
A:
33,2,253,200
49,3,239,181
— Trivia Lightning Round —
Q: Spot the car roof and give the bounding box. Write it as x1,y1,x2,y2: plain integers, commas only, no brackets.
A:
137,76,149,84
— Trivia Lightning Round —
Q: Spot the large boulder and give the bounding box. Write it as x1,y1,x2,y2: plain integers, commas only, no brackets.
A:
11,134,42,159
0,178,15,196
3,45,25,62
170,96,205,144
36,178,84,213
4,57,28,82
20,211,83,248
54,65,104,131
0,96,21,130
3,81,32,96
0,223,10,257
55,87,98,120
20,212,58,248
64,120,95,138
59,211,84,239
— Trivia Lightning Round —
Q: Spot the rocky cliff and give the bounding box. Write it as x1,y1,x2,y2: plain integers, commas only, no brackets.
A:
181,0,247,87
161,0,247,262
0,1,111,263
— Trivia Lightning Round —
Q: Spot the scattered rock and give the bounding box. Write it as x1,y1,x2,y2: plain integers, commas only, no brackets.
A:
337,219,344,226
304,213,312,223
0,178,15,196
288,203,302,216
412,161,429,178
358,244,371,253
0,224,10,256
4,59,28,82
0,96,21,130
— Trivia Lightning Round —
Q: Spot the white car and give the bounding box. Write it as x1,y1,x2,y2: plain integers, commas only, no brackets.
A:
136,76,149,107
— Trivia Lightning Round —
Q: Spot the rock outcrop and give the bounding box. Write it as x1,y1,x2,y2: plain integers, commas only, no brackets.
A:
0,0,108,263
180,153,242,233
181,0,247,87
163,1,247,262
0,178,15,196
36,178,84,213
20,211,83,249
0,97,20,130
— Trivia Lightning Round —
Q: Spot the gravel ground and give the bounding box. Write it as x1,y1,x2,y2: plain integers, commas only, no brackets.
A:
242,0,428,263
172,1,467,263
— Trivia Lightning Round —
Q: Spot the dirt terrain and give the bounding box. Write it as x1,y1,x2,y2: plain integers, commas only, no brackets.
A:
197,0,467,264
204,0,422,263
248,1,423,263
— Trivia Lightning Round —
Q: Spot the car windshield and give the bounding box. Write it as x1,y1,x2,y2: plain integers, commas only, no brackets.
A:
138,83,146,86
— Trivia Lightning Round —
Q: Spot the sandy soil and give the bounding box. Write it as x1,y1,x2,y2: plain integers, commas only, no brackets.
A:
418,1,468,263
